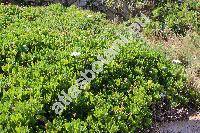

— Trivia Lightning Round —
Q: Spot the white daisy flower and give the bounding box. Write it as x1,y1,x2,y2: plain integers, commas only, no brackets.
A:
71,52,81,57
87,15,93,18
172,59,181,64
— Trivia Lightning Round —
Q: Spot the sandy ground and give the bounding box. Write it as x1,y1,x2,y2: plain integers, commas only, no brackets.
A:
154,113,200,133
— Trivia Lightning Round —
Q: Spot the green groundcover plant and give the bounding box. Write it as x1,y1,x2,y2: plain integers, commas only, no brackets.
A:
0,4,199,132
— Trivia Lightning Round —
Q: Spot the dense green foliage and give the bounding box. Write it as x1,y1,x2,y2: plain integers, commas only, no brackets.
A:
0,4,199,132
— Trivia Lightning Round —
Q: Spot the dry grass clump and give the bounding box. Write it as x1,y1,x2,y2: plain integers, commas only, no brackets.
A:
147,31,200,91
